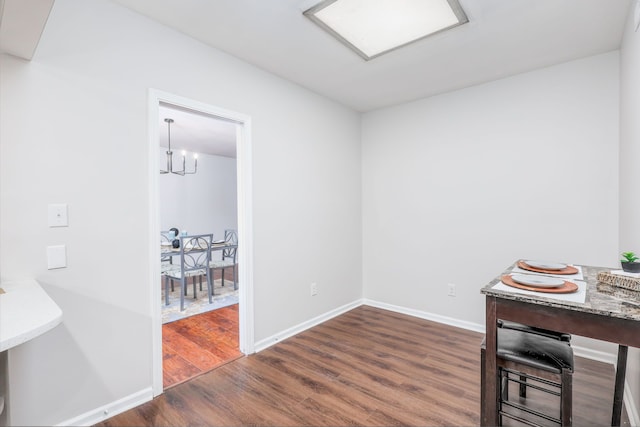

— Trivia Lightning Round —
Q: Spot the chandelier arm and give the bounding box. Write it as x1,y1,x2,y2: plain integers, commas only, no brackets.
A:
160,117,197,175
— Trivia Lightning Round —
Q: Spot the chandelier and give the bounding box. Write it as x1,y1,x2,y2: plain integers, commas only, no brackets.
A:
160,118,198,175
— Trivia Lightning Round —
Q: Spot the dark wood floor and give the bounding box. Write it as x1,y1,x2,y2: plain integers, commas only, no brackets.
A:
99,305,629,427
163,304,243,389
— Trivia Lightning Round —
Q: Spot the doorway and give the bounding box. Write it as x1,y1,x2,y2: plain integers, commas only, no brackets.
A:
148,90,254,396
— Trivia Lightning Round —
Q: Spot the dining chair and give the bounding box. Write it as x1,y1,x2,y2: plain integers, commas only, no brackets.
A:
209,229,238,290
163,233,213,311
160,231,173,270
160,231,180,293
481,328,574,426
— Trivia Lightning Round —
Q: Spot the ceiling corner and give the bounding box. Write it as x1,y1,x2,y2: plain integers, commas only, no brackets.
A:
0,0,55,60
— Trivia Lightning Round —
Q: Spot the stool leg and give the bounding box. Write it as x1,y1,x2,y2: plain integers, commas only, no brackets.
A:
501,370,509,401
498,368,504,426
519,375,527,398
561,367,573,426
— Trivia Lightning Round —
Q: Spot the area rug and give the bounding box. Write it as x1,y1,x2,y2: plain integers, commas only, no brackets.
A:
161,278,238,324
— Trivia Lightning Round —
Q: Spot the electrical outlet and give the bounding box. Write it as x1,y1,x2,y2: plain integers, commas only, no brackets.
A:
310,282,318,296
447,283,456,297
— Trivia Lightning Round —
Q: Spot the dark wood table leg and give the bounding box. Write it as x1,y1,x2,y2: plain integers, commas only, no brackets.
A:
612,345,628,426
483,297,498,426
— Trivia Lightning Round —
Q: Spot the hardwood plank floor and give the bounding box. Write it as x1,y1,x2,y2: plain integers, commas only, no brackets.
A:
99,305,629,426
163,304,242,389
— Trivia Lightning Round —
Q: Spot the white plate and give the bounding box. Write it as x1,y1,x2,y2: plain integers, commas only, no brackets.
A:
511,274,565,288
524,260,567,271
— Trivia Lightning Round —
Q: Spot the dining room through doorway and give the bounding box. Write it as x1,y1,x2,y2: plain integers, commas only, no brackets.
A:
157,102,241,389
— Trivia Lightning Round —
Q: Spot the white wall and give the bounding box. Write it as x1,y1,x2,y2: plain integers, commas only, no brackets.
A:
159,149,237,240
362,52,620,329
619,1,640,419
0,0,362,424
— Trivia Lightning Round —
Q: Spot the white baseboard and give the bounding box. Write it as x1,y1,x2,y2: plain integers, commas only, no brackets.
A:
253,299,364,352
363,298,486,333
570,342,640,425
625,380,640,427
60,300,639,427
572,345,617,365
57,387,153,427
363,299,639,426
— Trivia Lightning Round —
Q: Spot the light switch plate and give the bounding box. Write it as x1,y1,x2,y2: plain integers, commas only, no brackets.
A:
48,204,68,227
47,245,67,269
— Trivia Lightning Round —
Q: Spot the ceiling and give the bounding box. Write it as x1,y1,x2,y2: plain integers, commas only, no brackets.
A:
159,104,237,158
0,0,633,157
113,0,632,112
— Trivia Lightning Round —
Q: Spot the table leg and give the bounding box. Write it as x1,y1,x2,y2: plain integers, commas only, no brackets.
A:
612,345,628,426
483,297,498,426
0,350,7,426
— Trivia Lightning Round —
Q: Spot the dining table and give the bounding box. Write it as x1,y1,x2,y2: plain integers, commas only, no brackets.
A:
161,239,238,260
481,261,640,426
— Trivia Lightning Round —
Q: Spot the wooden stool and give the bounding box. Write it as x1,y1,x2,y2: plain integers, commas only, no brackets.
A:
497,320,571,400
481,328,574,426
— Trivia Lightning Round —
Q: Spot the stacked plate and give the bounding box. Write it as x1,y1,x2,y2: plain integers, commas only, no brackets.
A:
511,273,564,288
522,260,567,271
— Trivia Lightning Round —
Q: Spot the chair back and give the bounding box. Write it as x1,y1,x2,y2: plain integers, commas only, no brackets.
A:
223,229,238,261
179,234,213,275
160,231,173,263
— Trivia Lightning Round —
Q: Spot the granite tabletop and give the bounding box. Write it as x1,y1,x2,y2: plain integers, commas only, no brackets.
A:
481,261,640,322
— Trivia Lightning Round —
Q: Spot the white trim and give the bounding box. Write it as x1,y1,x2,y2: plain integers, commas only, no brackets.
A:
254,299,364,352
625,380,640,427
147,89,255,396
572,345,617,365
56,387,153,427
363,298,486,333
147,97,162,397
362,300,637,424
364,299,622,365
67,300,638,425
235,119,255,355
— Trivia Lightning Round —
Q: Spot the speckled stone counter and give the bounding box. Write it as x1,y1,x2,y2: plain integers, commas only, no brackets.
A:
481,262,640,322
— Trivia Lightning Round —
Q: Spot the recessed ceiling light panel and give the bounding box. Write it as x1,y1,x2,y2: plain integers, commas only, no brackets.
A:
304,0,468,60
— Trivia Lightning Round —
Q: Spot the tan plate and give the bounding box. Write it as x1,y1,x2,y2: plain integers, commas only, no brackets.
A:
501,275,578,294
517,260,579,275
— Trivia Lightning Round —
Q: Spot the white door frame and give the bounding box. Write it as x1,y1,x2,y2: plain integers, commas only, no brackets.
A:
147,89,254,396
